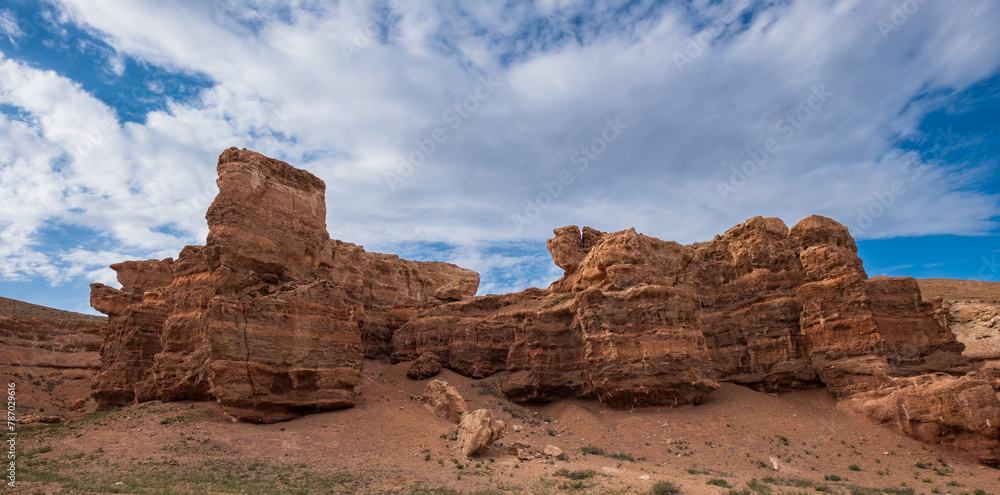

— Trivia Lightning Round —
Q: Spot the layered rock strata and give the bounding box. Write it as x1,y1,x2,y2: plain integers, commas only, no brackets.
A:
90,148,477,422
393,217,999,464
88,148,998,463
0,313,104,419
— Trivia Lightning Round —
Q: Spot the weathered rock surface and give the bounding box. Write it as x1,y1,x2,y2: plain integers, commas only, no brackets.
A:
942,300,1000,372
0,310,104,420
90,148,478,422
86,148,998,462
395,215,999,463
422,380,468,423
543,445,563,457
406,352,442,380
845,373,1000,465
457,409,505,457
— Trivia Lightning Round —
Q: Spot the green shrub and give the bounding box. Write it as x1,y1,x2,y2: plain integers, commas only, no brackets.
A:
708,478,731,488
651,480,679,495
554,469,596,480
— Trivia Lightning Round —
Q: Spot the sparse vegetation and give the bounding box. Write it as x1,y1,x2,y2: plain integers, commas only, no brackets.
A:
578,445,640,462
651,480,679,495
546,293,576,307
553,468,596,480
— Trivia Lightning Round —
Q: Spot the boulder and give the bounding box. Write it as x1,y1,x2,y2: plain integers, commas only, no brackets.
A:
406,352,442,380
19,414,62,424
422,380,468,423
457,409,505,457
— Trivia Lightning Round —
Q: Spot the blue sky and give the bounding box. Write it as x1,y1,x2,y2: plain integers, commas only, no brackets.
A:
0,0,999,314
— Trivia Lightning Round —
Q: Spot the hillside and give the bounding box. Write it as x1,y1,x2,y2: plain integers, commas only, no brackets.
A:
0,295,106,322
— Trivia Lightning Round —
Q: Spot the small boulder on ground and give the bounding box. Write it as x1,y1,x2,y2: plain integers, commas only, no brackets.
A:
422,380,468,423
543,445,563,457
407,352,443,380
68,398,87,411
457,409,505,457
19,414,62,425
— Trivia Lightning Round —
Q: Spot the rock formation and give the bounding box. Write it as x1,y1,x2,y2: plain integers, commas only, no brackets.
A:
87,148,998,463
393,216,1000,464
90,148,477,422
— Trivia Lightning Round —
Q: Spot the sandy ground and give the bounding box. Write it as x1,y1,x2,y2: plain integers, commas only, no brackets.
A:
13,360,1000,494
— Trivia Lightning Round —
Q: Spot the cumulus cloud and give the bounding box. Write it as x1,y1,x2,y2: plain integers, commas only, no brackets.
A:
1,0,999,298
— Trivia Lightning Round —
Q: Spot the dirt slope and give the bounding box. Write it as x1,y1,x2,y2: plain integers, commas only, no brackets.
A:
13,360,1000,494
0,296,106,322
918,278,1000,302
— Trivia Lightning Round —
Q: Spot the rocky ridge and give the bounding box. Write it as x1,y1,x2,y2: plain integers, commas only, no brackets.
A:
89,149,1000,464
393,218,999,464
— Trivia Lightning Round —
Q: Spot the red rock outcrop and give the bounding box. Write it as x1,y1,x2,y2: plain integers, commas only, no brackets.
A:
90,148,477,422
393,215,999,463
87,148,997,462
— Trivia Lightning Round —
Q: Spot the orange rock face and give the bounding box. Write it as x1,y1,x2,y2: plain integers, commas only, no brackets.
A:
88,148,997,462
90,148,477,422
394,215,999,464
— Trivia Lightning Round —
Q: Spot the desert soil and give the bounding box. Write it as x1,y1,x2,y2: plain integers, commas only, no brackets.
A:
12,360,1000,494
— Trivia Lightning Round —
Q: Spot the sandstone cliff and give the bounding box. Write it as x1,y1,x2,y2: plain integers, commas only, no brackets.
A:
90,148,478,422
394,217,999,464
88,148,999,464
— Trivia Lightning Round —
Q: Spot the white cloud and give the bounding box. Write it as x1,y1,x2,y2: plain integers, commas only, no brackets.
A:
0,9,22,43
0,0,998,295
